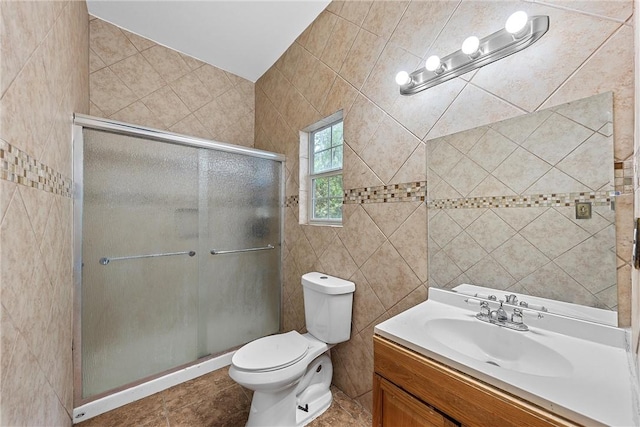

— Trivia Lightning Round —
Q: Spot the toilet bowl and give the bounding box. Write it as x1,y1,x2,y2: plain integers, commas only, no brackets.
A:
229,272,355,427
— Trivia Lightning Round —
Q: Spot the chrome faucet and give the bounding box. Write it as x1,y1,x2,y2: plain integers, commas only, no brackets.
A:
476,300,529,332
490,301,508,322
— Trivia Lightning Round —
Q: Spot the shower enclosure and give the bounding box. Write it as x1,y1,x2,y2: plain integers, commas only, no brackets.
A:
72,116,283,414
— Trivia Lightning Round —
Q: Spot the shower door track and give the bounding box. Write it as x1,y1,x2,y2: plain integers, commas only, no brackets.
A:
72,114,286,421
73,114,285,161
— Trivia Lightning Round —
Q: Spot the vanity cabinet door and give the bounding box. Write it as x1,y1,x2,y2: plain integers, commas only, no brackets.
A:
374,336,578,427
374,375,460,427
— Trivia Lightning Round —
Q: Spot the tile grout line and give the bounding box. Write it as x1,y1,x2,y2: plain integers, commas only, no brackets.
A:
530,0,631,24
0,0,70,100
534,22,626,112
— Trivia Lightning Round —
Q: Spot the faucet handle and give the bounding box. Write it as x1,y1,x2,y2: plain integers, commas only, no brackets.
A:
505,294,518,305
511,308,523,324
479,301,491,317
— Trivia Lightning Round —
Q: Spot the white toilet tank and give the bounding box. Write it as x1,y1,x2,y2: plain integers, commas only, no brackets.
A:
301,272,355,344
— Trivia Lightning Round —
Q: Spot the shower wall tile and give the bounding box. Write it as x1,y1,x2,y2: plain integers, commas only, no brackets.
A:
109,52,166,98
90,67,138,116
109,100,164,130
170,72,215,112
121,28,156,52
141,85,191,128
89,18,137,66
141,44,191,83
256,0,634,407
0,1,60,96
0,1,89,425
89,18,255,147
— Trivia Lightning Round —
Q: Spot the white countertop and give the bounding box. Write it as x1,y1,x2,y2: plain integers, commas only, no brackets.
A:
374,287,640,426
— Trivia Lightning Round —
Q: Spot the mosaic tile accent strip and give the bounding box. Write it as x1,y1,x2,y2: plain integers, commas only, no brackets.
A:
285,195,299,207
428,191,613,209
614,160,633,194
0,141,72,198
344,181,427,204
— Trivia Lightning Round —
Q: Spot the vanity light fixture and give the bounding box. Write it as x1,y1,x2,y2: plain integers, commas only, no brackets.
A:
396,11,549,95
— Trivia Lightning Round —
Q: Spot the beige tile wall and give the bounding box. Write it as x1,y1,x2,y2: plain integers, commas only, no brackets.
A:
89,17,255,148
0,1,89,425
255,0,634,412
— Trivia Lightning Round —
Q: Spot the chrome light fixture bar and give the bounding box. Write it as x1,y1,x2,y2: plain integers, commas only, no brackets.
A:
397,12,550,95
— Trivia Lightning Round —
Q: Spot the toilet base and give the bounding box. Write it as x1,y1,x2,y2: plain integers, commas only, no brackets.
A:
296,387,331,427
245,354,333,427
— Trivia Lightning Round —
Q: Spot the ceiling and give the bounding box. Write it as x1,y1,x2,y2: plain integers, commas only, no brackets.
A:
86,1,331,82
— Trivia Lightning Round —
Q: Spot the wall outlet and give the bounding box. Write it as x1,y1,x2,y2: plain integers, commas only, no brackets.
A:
575,202,592,219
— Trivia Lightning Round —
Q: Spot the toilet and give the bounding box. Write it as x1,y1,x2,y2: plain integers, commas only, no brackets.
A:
229,272,355,427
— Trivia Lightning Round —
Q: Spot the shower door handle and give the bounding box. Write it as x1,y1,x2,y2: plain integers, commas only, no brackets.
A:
210,244,274,255
99,250,196,265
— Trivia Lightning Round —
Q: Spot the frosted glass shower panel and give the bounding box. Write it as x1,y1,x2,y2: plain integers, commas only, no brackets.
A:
79,124,283,400
82,129,200,397
199,150,281,355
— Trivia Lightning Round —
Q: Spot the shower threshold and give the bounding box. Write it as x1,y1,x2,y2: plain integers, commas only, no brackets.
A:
72,351,234,424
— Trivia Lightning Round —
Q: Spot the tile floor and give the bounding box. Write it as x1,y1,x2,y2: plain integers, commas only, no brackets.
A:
78,368,371,426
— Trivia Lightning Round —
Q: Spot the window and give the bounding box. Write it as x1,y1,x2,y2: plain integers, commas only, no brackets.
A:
309,119,343,223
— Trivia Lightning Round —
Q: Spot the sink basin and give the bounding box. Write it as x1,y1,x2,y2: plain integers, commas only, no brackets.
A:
423,318,573,378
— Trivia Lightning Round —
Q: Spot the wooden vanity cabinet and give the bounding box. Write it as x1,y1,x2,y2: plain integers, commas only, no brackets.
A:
373,335,579,427
375,374,460,427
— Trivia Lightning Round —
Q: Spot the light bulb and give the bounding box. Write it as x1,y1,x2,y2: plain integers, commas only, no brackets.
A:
461,36,480,57
505,11,528,35
425,55,442,72
395,71,411,86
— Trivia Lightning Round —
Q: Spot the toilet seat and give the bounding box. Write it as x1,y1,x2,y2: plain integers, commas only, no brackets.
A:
232,331,309,372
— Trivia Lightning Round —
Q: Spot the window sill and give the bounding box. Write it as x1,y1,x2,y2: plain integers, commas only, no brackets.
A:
307,221,343,228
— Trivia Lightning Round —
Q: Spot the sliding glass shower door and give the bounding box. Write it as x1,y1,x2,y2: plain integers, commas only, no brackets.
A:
78,126,282,400
198,150,281,356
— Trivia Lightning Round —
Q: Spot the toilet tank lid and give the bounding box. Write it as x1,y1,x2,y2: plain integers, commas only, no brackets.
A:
301,272,355,295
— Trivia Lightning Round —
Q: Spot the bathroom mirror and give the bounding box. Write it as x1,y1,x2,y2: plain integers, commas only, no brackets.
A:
426,92,616,318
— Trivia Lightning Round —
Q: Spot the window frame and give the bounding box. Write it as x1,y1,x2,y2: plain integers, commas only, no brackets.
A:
308,119,343,225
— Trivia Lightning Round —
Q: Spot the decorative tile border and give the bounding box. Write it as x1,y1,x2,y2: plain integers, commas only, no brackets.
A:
614,160,633,194
285,195,299,207
344,181,427,204
428,191,613,209
0,141,72,197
